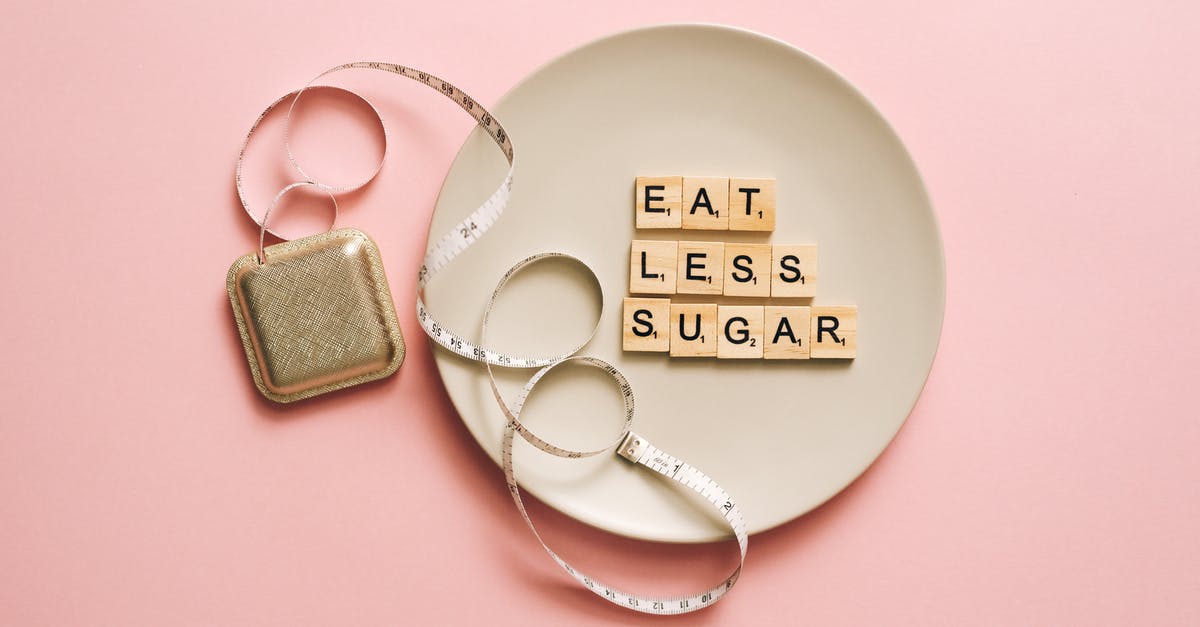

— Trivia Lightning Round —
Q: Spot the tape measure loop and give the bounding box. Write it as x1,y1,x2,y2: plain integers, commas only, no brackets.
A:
498,356,633,460
235,85,381,240
256,181,339,263
282,68,389,194
478,252,605,366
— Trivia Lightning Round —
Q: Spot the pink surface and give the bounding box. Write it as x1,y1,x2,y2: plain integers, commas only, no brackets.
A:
1,1,1198,624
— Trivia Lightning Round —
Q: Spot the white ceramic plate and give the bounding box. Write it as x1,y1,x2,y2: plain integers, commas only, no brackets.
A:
427,24,944,542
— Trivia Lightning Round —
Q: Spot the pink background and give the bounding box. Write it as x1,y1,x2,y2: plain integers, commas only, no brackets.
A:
2,1,1198,624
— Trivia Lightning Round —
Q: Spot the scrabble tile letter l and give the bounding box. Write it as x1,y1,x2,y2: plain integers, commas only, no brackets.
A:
629,240,678,295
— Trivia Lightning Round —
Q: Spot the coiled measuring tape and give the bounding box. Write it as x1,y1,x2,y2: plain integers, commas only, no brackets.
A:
236,62,748,615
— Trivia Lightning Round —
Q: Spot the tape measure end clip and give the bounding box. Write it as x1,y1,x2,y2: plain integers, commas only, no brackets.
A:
617,432,647,463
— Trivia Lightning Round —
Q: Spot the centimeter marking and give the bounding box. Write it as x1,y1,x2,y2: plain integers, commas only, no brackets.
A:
237,61,748,616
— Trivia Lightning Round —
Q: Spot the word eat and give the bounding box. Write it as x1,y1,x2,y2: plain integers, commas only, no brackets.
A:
635,176,775,231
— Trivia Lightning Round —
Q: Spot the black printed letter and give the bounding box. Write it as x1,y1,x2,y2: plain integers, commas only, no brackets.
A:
816,316,841,344
632,309,655,337
678,313,702,341
778,255,802,283
643,185,666,213
640,251,660,279
772,317,798,345
690,187,714,215
736,187,760,215
724,317,749,344
731,255,754,283
686,253,707,281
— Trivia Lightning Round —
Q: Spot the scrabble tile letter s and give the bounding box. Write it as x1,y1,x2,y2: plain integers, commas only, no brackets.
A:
771,244,818,298
723,243,772,298
622,297,671,352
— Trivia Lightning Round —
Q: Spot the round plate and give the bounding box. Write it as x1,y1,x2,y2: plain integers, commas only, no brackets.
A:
427,24,944,542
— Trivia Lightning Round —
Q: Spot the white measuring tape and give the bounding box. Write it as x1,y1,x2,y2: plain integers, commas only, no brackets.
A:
235,62,748,615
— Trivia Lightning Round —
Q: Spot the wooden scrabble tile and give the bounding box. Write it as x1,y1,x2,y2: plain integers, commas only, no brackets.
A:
669,303,718,357
629,240,677,295
728,178,776,231
763,306,811,360
771,244,818,298
681,177,730,230
675,241,724,295
717,305,764,359
810,306,857,359
722,243,772,298
635,176,682,229
622,298,670,352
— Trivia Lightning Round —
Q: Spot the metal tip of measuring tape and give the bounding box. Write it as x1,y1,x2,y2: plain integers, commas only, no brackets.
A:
617,431,648,463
